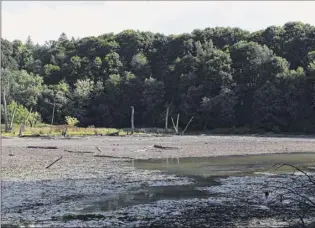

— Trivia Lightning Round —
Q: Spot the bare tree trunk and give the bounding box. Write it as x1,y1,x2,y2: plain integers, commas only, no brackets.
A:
171,114,180,135
165,105,170,130
131,106,135,133
51,97,56,125
18,107,32,137
9,102,18,131
2,91,10,133
181,116,194,135
171,117,178,134
176,114,179,134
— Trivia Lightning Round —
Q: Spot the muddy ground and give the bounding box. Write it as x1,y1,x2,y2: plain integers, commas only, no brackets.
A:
1,135,315,227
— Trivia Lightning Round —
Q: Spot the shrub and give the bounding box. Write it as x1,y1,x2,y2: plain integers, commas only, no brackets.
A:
65,116,79,126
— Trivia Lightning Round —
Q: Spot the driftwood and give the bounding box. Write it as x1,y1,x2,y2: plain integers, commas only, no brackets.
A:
27,146,58,149
95,146,132,159
153,144,179,150
95,146,102,154
93,154,133,159
45,156,63,169
65,150,94,154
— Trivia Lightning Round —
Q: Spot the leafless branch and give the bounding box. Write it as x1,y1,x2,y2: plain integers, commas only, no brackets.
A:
45,156,63,169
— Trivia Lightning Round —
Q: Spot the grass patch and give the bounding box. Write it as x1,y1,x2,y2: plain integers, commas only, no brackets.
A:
1,124,130,137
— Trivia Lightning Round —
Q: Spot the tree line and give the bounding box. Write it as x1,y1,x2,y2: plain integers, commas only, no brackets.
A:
1,21,315,133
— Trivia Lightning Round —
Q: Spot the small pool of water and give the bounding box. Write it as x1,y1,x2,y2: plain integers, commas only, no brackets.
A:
75,185,217,214
66,152,315,219
133,152,315,177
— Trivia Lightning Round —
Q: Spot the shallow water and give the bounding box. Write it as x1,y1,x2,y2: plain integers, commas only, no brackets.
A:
133,152,315,177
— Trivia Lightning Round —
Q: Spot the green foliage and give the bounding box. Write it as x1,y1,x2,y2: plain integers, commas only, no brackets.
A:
65,116,79,126
2,22,315,133
1,100,41,126
1,69,43,108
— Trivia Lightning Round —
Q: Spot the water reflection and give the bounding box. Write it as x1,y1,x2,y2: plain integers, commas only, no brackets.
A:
133,152,315,177
77,185,213,213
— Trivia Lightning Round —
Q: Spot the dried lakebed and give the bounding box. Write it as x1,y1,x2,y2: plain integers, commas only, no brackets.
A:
2,135,315,227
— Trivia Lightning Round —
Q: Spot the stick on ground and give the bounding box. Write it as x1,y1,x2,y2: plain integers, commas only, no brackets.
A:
65,150,94,154
94,154,133,159
45,156,63,169
27,146,58,149
153,144,179,150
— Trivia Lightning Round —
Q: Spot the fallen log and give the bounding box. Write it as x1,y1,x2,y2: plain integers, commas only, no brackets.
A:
94,146,132,159
27,146,58,149
65,150,94,154
153,144,179,150
93,154,133,159
45,156,63,169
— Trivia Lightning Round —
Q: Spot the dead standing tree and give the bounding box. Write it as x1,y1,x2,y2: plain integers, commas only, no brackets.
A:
131,106,135,134
171,114,180,135
181,116,194,135
170,113,194,135
165,102,172,130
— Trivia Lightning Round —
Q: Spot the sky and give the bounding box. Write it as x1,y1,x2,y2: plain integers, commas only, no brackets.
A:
2,1,315,45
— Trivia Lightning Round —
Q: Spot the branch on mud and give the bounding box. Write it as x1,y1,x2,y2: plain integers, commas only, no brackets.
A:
267,184,315,206
95,146,102,154
65,150,94,154
45,156,63,169
274,163,315,185
153,144,179,150
93,154,133,160
94,146,132,159
27,146,58,149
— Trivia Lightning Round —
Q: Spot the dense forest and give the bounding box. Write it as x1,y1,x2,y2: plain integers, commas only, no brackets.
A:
1,21,315,133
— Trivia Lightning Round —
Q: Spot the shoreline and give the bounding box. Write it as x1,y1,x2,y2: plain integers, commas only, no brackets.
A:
2,135,315,180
